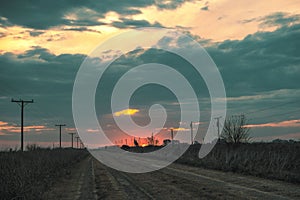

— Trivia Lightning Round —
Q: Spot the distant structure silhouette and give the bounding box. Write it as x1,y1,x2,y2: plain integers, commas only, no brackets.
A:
134,138,139,147
163,139,171,146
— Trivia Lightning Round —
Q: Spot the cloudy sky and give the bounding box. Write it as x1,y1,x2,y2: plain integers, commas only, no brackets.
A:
0,0,300,149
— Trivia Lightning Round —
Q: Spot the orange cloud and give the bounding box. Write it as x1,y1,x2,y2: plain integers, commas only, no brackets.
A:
24,126,55,132
245,119,300,128
171,127,190,132
113,109,139,117
66,127,77,132
0,121,8,126
0,121,54,134
86,129,99,133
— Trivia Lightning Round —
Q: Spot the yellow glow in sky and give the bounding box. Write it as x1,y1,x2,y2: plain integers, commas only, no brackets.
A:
138,0,300,41
1,0,300,55
113,109,140,117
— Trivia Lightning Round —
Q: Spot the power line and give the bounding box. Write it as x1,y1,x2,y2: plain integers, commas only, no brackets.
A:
244,99,299,115
252,108,300,122
11,98,34,151
55,124,66,148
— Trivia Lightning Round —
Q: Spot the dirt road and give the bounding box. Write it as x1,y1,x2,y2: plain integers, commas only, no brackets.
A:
43,156,300,200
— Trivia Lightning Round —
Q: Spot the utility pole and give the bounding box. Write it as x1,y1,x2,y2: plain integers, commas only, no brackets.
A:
68,133,76,148
151,132,154,146
75,136,80,149
214,116,222,141
11,98,34,151
55,124,66,148
189,121,202,144
190,121,193,145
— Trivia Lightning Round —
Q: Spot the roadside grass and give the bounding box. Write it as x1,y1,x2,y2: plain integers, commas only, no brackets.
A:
0,148,88,200
177,142,300,183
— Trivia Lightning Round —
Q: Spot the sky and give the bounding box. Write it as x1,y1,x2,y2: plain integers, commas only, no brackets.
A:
0,0,300,149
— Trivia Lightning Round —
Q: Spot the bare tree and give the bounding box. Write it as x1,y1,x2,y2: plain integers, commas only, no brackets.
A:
147,137,154,146
221,114,251,144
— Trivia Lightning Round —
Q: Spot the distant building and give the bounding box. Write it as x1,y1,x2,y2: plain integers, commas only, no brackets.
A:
163,139,171,146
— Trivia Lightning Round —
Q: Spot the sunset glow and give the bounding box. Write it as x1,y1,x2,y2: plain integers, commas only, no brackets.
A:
0,120,55,135
1,0,300,148
246,119,300,128
113,109,140,117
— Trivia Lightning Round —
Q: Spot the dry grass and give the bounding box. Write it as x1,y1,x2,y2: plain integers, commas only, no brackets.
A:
177,142,300,183
0,148,88,200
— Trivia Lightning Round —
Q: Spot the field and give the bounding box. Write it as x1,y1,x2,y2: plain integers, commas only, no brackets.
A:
0,148,88,200
0,142,299,199
178,142,300,183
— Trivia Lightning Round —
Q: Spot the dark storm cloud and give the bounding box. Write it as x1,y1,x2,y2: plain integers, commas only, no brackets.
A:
207,23,300,97
203,22,300,122
200,1,209,11
111,18,163,29
0,1,80,29
0,47,86,125
1,16,300,139
239,12,300,28
259,12,300,28
94,22,299,132
63,27,102,34
201,6,209,11
109,22,300,109
0,0,186,29
28,30,45,37
155,0,186,10
2,23,299,114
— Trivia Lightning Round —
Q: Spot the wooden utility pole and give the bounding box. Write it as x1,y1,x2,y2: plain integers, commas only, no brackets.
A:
190,121,202,144
170,129,174,144
75,136,80,149
68,133,76,148
55,124,66,148
190,121,193,145
151,132,154,146
214,116,222,141
11,99,34,151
